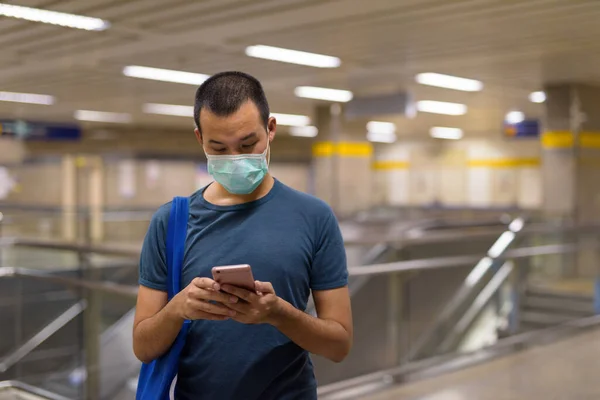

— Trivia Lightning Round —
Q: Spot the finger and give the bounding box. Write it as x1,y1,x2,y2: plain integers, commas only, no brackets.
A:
221,285,257,302
255,281,275,294
192,277,220,291
223,301,251,315
187,298,236,317
190,287,238,304
189,310,230,321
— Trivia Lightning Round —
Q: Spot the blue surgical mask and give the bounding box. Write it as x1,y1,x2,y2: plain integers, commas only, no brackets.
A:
205,143,269,195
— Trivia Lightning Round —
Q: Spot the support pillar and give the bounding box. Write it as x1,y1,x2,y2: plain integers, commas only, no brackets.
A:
542,83,600,279
88,156,104,243
312,105,373,216
61,155,77,241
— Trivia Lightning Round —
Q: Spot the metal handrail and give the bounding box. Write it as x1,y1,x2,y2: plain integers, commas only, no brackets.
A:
1,242,596,299
0,380,72,400
0,267,139,297
0,301,86,373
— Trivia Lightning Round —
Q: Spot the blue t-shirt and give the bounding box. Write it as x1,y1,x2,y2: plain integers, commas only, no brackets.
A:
139,179,348,400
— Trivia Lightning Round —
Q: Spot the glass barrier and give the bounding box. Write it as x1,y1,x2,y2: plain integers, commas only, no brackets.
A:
1,212,597,400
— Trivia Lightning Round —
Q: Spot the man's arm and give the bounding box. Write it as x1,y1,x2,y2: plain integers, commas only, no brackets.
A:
133,279,238,363
223,282,352,363
133,286,184,364
270,286,353,363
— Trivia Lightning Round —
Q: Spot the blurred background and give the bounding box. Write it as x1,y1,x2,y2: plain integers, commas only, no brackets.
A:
1,0,600,399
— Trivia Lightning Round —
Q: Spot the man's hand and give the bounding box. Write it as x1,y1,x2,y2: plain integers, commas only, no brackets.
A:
221,281,280,324
173,277,239,321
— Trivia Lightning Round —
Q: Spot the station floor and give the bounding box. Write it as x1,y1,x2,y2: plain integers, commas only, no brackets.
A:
359,328,600,400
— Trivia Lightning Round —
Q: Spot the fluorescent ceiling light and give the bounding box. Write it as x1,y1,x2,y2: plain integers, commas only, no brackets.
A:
294,86,353,102
367,131,396,144
430,126,463,140
0,91,55,105
123,66,210,85
271,113,310,126
0,3,109,31
416,100,467,116
366,121,396,135
245,45,341,68
143,103,193,117
529,91,546,103
74,110,131,124
290,126,318,137
416,72,483,92
505,111,525,124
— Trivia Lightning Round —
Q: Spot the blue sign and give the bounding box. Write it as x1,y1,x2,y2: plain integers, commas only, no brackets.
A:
504,119,540,139
0,120,81,141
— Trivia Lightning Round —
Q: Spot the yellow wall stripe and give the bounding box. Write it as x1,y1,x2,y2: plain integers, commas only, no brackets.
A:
468,158,540,168
542,131,574,149
542,131,600,149
372,160,410,170
579,132,600,149
312,141,373,157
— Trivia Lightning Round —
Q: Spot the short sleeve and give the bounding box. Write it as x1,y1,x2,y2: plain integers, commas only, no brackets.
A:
310,210,348,291
138,207,169,291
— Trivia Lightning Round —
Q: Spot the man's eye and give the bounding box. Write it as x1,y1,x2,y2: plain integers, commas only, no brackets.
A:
213,148,227,153
242,142,257,149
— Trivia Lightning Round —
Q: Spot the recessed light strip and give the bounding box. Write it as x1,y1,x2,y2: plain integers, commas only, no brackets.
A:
505,111,525,124
0,91,55,105
124,66,210,85
430,126,463,140
0,3,110,31
416,100,467,116
271,113,310,126
529,91,546,103
142,103,193,117
290,126,318,137
74,110,131,124
416,72,483,92
294,86,353,102
367,131,397,144
366,121,396,135
245,45,341,68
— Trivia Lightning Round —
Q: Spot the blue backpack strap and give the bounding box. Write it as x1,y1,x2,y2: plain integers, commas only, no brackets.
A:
136,196,190,400
166,196,190,300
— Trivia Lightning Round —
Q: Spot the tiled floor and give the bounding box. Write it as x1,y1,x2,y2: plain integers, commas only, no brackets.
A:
359,328,600,400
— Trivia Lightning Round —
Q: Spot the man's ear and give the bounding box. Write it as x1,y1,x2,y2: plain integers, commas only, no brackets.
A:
267,117,276,142
194,128,203,145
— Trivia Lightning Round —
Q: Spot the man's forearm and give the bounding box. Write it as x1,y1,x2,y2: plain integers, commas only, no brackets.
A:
133,298,184,363
268,298,351,363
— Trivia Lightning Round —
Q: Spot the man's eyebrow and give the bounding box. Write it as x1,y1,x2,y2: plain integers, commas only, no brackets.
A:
240,132,257,141
208,132,257,145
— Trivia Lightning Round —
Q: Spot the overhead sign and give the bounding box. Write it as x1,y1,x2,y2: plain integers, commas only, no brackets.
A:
345,92,412,119
504,119,540,139
0,120,81,141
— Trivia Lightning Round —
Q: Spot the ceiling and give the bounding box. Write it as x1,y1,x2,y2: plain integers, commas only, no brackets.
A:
2,0,600,140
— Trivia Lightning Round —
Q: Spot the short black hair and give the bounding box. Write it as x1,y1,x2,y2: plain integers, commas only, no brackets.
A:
193,71,270,133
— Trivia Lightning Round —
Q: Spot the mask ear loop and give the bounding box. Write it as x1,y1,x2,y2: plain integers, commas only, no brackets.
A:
266,127,271,166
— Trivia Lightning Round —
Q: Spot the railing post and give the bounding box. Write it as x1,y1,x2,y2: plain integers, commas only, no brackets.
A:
0,211,3,269
75,160,101,400
386,272,401,366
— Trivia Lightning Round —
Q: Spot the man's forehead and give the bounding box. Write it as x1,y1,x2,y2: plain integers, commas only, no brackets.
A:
200,102,262,133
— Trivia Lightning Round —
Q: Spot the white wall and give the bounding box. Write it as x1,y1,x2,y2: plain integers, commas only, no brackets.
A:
373,138,542,209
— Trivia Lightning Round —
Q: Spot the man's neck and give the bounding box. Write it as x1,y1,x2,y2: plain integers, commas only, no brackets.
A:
203,174,275,206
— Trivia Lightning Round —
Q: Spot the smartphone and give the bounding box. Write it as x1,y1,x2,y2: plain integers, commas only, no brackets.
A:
211,264,256,292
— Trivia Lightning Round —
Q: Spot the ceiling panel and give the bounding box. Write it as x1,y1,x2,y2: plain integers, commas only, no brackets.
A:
0,0,599,138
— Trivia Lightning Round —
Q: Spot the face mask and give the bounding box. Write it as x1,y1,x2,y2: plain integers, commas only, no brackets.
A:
205,140,270,195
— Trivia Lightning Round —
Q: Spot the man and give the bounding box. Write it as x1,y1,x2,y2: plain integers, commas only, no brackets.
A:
133,71,353,399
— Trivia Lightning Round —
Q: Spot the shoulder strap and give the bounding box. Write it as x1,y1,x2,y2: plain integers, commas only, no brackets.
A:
166,196,190,300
